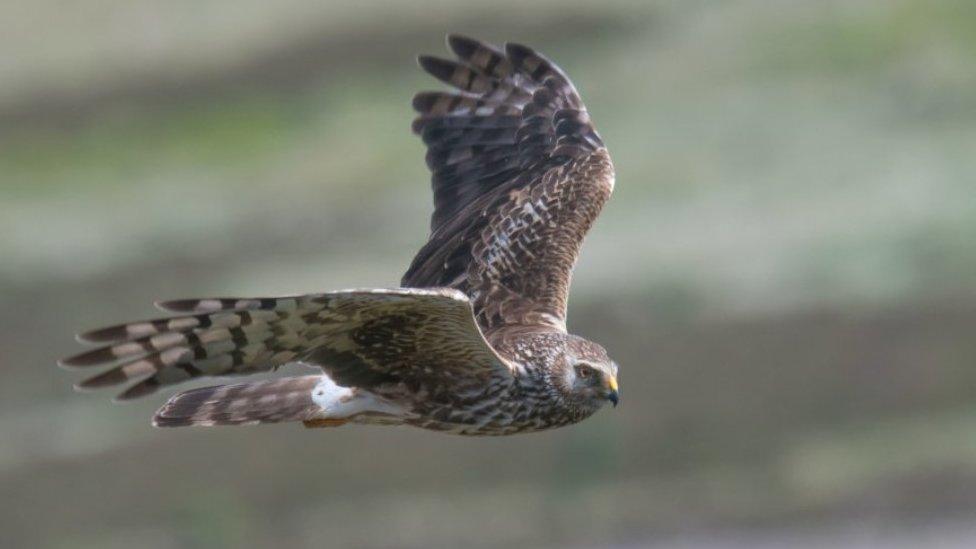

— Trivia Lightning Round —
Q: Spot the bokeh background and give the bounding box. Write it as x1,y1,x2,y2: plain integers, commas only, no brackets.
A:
3,1,976,547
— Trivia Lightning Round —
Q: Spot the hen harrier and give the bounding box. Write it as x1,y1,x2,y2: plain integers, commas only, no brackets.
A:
60,35,619,436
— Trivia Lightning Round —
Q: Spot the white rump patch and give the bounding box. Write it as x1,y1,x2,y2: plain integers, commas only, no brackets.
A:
310,376,355,413
309,375,407,420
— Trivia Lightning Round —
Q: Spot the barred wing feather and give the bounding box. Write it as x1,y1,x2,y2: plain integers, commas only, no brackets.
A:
61,288,512,400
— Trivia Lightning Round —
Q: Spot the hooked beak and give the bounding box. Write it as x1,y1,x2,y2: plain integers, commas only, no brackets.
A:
606,375,619,407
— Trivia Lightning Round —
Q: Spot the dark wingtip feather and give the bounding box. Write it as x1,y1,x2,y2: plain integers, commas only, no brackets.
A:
76,367,129,389
504,42,533,64
446,34,480,59
418,55,451,80
72,381,98,393
411,116,427,134
114,378,160,402
76,325,128,344
154,299,202,313
412,91,439,113
59,346,118,368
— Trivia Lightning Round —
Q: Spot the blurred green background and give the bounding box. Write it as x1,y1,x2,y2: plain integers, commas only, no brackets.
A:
3,1,976,547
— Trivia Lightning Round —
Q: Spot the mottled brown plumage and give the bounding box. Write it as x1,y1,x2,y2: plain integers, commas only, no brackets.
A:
60,34,619,436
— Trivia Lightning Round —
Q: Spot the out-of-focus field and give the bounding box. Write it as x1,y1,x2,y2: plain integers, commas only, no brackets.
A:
2,1,976,547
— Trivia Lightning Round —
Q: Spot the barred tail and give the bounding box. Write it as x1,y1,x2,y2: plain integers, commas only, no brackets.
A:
153,376,320,427
59,294,329,400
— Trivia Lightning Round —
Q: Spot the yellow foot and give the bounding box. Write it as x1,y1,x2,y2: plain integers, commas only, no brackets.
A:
302,418,348,429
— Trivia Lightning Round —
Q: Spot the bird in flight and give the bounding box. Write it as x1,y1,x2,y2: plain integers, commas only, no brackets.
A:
60,34,619,436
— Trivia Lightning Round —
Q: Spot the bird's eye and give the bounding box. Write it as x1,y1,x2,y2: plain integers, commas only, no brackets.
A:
576,364,595,379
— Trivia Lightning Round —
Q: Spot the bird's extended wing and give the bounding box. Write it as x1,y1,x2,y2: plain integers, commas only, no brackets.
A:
60,288,512,400
403,35,614,332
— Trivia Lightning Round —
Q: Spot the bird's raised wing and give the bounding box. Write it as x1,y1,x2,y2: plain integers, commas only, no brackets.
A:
60,288,512,400
404,35,614,333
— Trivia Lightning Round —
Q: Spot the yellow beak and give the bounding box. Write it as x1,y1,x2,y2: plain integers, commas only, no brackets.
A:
606,376,619,407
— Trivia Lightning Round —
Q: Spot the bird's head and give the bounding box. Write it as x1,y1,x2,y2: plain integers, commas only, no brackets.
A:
553,336,619,413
